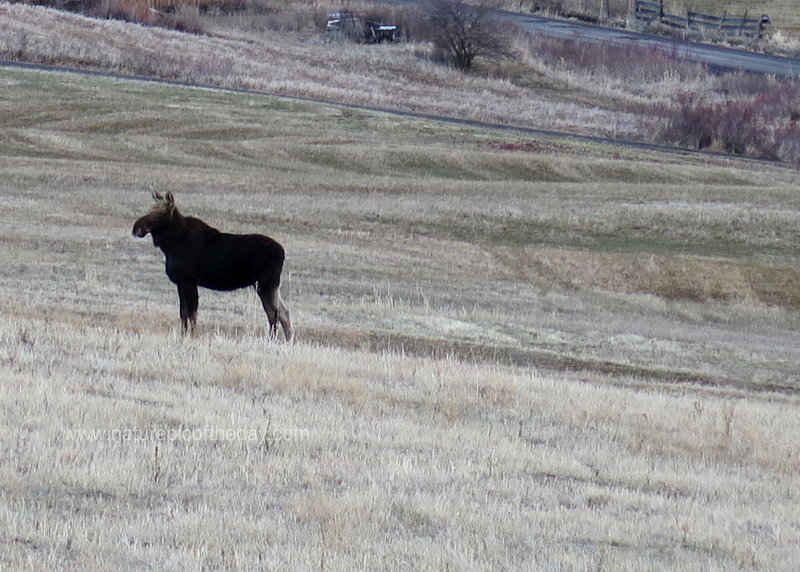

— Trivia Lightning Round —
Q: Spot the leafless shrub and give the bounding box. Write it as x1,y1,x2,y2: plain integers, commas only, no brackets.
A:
714,99,762,154
656,81,800,162
421,0,515,71
757,122,800,164
655,93,716,150
656,96,762,154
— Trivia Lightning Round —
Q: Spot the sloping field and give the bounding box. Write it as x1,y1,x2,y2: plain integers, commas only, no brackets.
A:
1,66,800,569
0,2,635,139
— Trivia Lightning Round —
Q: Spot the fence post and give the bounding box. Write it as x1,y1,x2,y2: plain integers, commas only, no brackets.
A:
739,10,748,37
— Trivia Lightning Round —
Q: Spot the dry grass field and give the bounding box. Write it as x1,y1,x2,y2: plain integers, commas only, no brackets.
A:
0,1,632,137
5,1,800,172
2,57,800,570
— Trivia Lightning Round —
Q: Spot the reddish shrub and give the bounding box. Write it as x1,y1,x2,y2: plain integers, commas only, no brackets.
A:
713,100,761,154
656,84,800,164
655,93,715,150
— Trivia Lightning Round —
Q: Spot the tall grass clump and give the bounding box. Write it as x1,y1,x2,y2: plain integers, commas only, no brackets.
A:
515,33,712,105
515,0,632,22
529,37,706,83
94,0,161,26
53,0,208,33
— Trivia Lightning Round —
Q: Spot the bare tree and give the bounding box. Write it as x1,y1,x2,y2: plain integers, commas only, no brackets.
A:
423,0,514,72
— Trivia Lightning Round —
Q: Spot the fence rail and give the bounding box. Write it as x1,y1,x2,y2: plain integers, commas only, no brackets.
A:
634,1,769,40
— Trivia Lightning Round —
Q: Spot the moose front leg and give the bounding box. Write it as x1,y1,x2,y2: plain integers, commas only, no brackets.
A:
177,283,199,336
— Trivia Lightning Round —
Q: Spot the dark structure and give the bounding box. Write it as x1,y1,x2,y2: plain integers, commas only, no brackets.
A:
326,12,400,43
132,191,292,340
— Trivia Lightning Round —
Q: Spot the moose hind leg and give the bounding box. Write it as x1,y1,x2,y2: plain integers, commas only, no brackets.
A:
177,283,199,336
256,286,278,337
274,290,292,342
257,285,292,341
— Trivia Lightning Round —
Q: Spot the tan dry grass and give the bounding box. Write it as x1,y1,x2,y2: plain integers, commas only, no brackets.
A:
3,318,800,570
0,64,800,569
3,1,797,154
495,245,800,305
0,2,636,138
0,0,713,141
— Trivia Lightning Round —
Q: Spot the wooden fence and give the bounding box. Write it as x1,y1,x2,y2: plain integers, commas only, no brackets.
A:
634,1,769,40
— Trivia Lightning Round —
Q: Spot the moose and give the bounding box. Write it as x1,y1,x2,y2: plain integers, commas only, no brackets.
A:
132,191,292,341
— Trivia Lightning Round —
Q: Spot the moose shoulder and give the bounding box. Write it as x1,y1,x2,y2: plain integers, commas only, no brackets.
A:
132,191,292,341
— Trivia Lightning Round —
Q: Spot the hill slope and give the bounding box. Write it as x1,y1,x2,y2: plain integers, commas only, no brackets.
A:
0,2,636,136
1,63,800,569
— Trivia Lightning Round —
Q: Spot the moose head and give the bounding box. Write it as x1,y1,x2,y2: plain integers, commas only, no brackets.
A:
132,190,181,247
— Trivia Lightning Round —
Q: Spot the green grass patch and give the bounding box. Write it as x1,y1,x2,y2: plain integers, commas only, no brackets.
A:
386,151,476,180
486,158,578,182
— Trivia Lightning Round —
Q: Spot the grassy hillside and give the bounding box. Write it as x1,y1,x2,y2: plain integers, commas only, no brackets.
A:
4,1,800,171
0,2,632,136
1,63,800,569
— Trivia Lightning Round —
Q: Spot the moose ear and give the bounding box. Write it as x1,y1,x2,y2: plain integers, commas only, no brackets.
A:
151,188,164,202
165,191,175,207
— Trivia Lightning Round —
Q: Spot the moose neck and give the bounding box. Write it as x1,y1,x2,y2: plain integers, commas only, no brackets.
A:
152,208,188,251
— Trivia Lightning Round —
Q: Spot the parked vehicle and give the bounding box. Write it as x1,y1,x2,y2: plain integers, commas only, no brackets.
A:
326,12,401,43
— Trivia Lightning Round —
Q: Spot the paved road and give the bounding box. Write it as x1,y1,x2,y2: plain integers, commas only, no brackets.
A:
379,0,800,77
505,11,800,77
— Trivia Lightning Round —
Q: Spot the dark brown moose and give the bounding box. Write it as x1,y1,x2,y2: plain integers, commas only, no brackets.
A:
132,191,292,341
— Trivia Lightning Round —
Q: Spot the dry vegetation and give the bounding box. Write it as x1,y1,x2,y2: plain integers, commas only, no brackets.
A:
3,1,800,165
1,56,800,570
2,2,800,569
0,1,632,136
